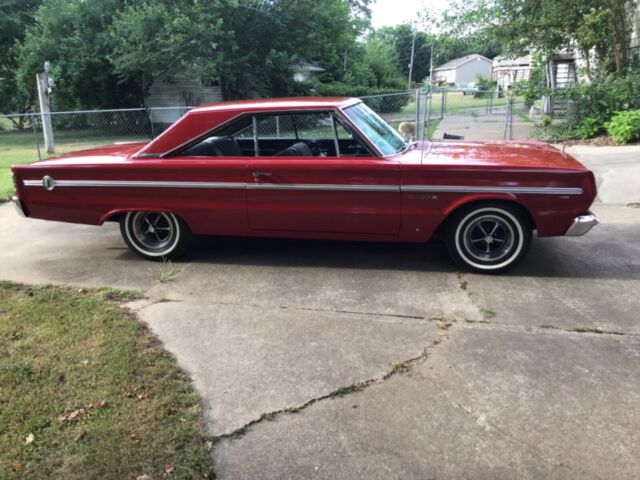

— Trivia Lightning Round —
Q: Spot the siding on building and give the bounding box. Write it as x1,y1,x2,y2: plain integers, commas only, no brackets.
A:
492,55,533,90
433,54,493,86
145,78,223,124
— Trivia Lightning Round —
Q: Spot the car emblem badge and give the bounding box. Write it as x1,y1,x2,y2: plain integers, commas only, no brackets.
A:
42,175,56,191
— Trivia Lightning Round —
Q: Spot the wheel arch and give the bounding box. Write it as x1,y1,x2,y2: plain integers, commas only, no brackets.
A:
434,196,536,238
100,208,192,230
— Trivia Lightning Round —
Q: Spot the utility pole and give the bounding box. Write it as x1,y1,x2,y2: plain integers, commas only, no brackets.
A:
429,44,434,86
407,28,417,90
36,61,55,153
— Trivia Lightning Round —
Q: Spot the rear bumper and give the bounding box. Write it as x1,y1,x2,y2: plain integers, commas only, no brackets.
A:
565,211,599,236
12,196,26,217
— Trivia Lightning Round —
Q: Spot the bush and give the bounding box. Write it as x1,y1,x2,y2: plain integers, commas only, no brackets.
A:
565,74,640,132
473,74,497,99
606,110,640,143
576,116,602,139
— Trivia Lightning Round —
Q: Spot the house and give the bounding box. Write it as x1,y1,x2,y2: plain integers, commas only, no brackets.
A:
145,76,223,124
492,55,533,90
292,61,325,82
432,54,493,86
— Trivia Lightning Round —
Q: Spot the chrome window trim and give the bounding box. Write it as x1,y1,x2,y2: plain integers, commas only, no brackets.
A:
330,114,341,157
158,104,380,159
23,178,583,195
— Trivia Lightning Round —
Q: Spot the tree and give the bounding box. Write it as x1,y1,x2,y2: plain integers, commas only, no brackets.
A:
0,0,41,115
372,24,433,84
17,0,141,110
110,0,361,99
443,0,637,78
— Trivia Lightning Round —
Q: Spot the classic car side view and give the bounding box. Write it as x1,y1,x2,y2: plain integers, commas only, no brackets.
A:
11,97,598,273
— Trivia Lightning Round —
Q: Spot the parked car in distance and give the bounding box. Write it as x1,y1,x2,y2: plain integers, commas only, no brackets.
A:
11,97,598,273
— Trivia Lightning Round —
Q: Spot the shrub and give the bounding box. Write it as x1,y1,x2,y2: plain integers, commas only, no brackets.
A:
473,74,497,98
566,74,640,130
606,110,640,143
576,116,603,139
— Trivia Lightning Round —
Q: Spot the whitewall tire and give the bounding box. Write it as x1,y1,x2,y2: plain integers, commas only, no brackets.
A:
120,211,192,261
445,204,532,273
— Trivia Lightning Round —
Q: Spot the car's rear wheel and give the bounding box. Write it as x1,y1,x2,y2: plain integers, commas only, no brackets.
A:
120,211,192,261
445,203,532,273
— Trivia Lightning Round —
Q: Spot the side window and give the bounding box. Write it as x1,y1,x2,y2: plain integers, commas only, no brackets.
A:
179,110,372,158
256,115,297,140
181,115,253,157
254,112,339,157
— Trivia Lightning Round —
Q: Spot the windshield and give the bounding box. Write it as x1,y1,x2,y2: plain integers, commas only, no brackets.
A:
343,102,407,156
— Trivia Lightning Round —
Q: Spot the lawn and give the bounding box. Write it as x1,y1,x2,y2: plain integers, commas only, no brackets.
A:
0,282,212,479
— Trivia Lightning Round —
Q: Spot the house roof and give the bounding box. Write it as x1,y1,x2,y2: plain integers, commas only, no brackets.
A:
492,54,532,67
433,54,492,72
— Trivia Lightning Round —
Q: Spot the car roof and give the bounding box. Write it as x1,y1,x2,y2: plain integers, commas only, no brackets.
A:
190,97,360,114
137,97,362,157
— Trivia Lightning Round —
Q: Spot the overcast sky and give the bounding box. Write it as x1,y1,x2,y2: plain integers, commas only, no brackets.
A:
369,0,449,29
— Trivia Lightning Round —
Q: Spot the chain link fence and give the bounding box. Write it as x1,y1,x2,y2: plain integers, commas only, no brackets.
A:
0,107,191,160
0,89,536,165
420,87,534,141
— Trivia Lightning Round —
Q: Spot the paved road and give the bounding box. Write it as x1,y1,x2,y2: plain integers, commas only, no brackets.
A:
1,198,639,479
433,112,535,141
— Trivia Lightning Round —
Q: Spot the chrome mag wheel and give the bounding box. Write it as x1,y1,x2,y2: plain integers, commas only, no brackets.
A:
462,214,515,263
121,211,192,260
446,204,532,273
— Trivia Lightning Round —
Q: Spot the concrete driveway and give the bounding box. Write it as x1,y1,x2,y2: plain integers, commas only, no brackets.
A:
1,173,639,477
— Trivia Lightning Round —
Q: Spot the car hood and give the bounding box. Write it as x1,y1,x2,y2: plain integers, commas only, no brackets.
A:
408,140,588,171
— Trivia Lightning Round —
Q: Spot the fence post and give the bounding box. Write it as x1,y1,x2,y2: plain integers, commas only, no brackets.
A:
36,72,55,153
30,114,42,161
146,108,155,139
440,88,445,120
503,94,514,140
426,89,432,139
414,89,421,140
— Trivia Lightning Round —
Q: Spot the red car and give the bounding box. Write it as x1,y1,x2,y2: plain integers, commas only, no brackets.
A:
11,97,598,273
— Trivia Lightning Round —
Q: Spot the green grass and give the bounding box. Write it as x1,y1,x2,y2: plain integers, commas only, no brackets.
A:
0,282,212,479
426,118,441,139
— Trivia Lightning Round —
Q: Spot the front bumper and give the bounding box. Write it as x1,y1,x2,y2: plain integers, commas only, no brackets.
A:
12,195,26,217
565,211,599,236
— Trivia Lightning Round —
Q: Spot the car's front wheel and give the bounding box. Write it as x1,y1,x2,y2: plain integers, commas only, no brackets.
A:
445,203,532,273
120,211,192,260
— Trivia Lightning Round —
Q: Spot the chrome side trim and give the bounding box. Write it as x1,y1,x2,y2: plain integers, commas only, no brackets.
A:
12,196,26,217
24,179,247,189
22,178,584,195
565,212,599,236
402,185,584,195
246,183,399,192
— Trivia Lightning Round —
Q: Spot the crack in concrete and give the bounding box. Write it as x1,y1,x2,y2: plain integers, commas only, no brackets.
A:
210,318,456,445
538,324,638,337
126,297,183,312
456,272,495,321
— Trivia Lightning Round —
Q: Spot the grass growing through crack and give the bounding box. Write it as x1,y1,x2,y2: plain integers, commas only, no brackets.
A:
0,281,211,479
151,257,181,284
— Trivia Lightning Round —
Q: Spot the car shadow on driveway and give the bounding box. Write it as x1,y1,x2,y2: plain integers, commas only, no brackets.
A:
114,222,640,281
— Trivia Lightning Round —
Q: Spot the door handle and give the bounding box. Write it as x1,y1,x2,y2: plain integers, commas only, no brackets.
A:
252,172,273,182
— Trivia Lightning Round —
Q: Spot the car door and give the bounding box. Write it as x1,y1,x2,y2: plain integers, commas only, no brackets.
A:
246,111,401,236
